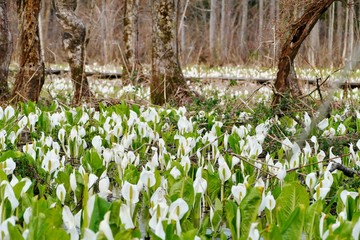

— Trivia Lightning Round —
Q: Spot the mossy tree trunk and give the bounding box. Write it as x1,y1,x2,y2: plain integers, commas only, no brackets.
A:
151,0,192,105
0,0,12,100
12,0,45,103
272,0,337,106
53,0,92,105
123,0,140,84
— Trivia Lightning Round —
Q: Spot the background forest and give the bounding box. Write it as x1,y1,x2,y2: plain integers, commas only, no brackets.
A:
6,0,360,68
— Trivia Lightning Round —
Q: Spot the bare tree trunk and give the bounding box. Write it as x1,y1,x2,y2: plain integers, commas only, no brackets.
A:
258,0,264,46
12,0,45,103
258,0,264,49
308,21,320,66
220,0,228,64
101,0,108,65
328,4,335,67
123,0,140,84
179,0,188,64
151,0,192,105
272,0,337,106
270,0,276,66
0,0,12,100
342,2,349,65
53,0,92,105
209,0,218,64
239,0,248,60
347,0,354,68
336,1,343,64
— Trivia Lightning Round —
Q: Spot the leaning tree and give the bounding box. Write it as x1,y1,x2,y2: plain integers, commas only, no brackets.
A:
151,0,193,105
272,0,338,106
12,0,45,103
53,0,92,105
0,0,12,100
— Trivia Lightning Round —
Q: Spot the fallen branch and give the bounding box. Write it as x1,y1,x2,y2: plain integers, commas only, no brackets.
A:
329,161,358,177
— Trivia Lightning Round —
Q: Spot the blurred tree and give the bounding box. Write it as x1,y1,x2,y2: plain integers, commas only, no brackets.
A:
0,0,12,100
53,0,92,105
12,0,45,103
239,0,248,61
209,0,218,64
123,0,140,84
272,0,338,106
151,0,193,105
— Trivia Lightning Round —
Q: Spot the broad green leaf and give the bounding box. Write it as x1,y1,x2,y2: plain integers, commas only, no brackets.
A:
181,229,197,240
0,150,23,162
166,221,177,240
123,164,140,184
83,150,105,177
8,223,24,240
270,225,282,240
13,180,26,199
114,228,142,240
224,200,238,239
305,200,322,239
240,186,262,239
281,205,305,240
328,221,353,239
275,182,309,228
169,177,194,207
204,171,221,201
89,195,111,232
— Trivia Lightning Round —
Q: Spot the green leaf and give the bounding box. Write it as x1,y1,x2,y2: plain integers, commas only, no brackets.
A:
65,111,74,125
224,200,238,239
240,186,262,239
166,221,176,240
181,229,197,240
13,180,26,199
114,228,142,240
123,164,140,185
275,182,309,228
204,171,221,201
270,225,282,240
169,177,194,207
89,195,111,232
281,205,305,240
0,150,23,162
211,198,223,231
8,223,24,240
228,134,240,154
83,150,105,177
305,200,322,239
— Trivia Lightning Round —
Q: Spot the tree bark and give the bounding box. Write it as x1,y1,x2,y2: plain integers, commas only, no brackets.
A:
239,0,248,60
328,4,335,67
220,0,228,63
12,0,45,103
123,0,140,84
308,21,320,66
151,0,192,106
0,0,12,100
209,0,218,64
335,1,343,64
53,0,92,105
258,0,264,49
347,0,354,68
272,0,338,106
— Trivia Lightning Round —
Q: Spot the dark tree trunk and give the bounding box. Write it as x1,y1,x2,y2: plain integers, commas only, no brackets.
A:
272,0,337,106
123,0,140,84
53,0,92,105
0,0,12,100
12,0,45,103
151,0,192,105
